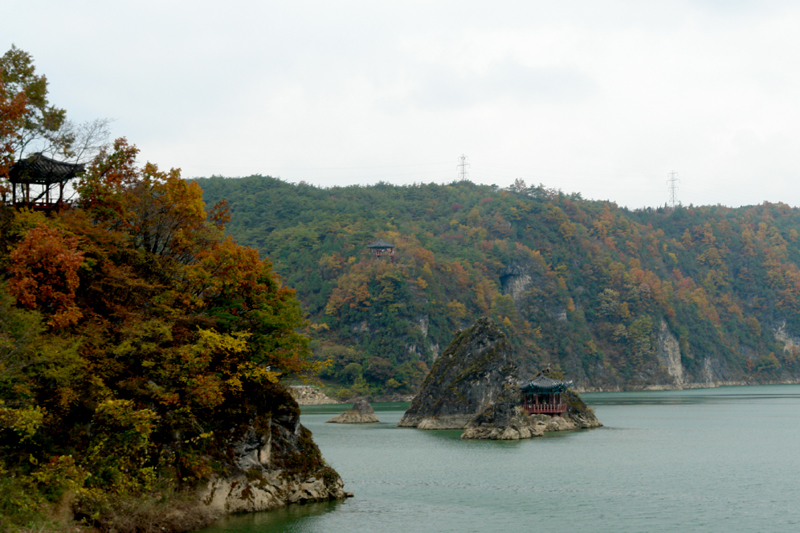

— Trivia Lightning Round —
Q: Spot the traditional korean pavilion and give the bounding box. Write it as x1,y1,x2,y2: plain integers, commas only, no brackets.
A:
368,239,395,262
6,153,85,210
520,375,573,416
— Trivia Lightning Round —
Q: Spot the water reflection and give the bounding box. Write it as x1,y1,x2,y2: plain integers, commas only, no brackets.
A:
208,501,341,532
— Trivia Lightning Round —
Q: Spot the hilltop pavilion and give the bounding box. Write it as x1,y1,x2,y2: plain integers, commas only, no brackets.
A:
6,153,84,210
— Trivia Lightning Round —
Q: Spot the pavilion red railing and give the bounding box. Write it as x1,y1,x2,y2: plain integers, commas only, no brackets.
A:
523,403,567,415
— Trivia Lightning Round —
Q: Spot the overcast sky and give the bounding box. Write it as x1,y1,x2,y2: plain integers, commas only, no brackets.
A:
6,1,800,208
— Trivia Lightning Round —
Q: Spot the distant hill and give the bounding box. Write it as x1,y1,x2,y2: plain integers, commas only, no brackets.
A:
196,175,800,394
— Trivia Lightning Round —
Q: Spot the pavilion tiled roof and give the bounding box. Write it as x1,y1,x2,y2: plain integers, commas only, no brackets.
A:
367,239,394,249
519,375,572,392
9,153,85,185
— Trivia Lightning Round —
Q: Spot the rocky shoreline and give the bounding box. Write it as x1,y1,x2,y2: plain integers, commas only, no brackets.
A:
289,385,343,405
289,385,414,406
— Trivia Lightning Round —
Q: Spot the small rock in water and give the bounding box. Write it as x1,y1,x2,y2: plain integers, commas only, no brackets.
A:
327,398,379,424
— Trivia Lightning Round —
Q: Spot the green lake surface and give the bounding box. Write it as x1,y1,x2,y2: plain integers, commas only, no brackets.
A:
201,385,800,532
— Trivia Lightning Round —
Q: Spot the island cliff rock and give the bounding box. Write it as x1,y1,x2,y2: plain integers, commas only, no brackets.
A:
397,317,517,429
326,398,379,423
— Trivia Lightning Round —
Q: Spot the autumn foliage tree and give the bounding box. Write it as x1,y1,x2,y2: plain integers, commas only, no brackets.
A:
8,223,84,327
0,137,321,528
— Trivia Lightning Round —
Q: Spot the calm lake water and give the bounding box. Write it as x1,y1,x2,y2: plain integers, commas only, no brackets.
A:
202,385,800,532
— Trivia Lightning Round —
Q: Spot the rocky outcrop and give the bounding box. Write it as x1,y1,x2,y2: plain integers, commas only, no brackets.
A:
326,398,379,423
656,319,684,386
202,469,346,515
774,321,800,354
461,385,602,440
461,384,543,440
200,386,349,515
562,389,603,429
397,317,517,429
397,316,602,436
499,262,535,304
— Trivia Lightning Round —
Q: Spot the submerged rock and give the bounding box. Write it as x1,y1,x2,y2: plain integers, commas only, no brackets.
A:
326,398,379,424
397,317,517,429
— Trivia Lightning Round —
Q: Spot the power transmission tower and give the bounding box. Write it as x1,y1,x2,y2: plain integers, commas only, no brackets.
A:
667,171,680,210
457,154,469,181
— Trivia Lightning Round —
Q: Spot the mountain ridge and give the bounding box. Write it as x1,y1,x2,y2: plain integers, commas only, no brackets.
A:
195,175,800,395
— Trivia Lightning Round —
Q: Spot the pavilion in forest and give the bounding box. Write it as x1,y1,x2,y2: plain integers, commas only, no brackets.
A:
368,239,395,262
520,375,572,416
5,153,84,210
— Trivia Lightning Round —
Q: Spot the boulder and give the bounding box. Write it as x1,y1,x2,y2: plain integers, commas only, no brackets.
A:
397,317,517,429
326,398,379,424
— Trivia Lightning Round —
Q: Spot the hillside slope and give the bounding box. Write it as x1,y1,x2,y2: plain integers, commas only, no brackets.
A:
197,176,800,393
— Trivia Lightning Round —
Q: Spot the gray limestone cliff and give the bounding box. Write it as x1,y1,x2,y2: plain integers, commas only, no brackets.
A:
326,398,379,424
397,317,517,429
655,318,684,387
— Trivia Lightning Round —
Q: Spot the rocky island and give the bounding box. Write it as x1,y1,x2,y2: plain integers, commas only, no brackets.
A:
398,317,601,439
327,398,380,423
397,317,516,429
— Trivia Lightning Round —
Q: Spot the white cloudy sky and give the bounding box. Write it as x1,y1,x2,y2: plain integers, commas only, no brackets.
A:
6,0,800,208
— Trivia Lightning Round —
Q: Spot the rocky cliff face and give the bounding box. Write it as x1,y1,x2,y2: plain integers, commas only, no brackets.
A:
201,386,349,515
397,317,517,429
656,318,684,387
499,261,537,304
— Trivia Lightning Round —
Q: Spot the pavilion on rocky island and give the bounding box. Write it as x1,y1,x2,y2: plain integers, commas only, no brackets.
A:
520,375,572,416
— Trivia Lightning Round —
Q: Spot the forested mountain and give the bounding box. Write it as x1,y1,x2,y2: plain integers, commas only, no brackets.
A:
197,175,800,395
